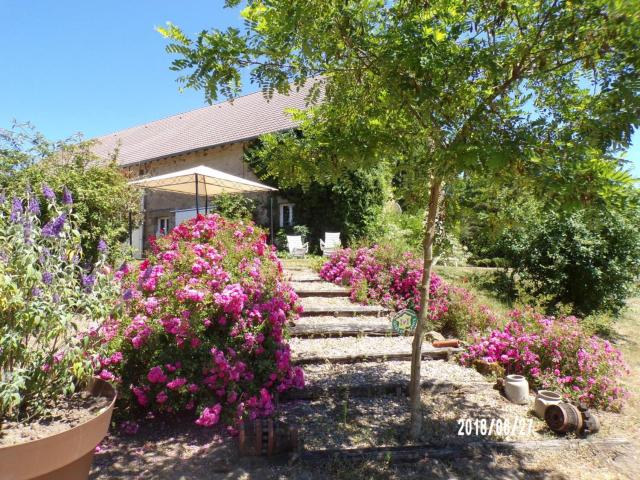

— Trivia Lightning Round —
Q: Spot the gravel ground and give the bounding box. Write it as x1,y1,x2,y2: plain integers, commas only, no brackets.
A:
291,336,445,360
301,360,487,389
290,281,350,293
292,316,392,331
278,385,551,451
279,358,553,450
300,296,361,309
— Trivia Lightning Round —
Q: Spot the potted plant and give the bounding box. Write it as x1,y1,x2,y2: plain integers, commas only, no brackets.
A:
0,186,121,480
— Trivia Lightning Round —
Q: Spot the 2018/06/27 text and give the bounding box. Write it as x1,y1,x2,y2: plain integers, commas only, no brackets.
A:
457,417,534,437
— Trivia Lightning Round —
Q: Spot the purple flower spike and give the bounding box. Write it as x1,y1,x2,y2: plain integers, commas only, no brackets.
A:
42,271,53,285
31,287,42,298
42,184,55,202
62,187,73,205
82,273,96,290
23,221,32,244
10,198,22,222
42,213,67,237
97,238,108,253
0,192,5,205
28,196,40,215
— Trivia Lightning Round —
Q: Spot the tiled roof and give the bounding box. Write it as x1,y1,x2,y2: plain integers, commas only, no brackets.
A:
92,84,314,166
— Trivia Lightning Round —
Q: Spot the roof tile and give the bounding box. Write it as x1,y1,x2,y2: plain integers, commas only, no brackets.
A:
92,84,314,166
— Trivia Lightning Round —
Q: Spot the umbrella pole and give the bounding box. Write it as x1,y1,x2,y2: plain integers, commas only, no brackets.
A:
195,174,200,214
270,193,274,245
128,211,133,246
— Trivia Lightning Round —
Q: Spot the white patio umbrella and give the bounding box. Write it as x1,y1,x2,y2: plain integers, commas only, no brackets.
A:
127,164,278,243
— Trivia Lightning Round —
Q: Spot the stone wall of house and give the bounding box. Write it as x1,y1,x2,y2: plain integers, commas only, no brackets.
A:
123,141,285,249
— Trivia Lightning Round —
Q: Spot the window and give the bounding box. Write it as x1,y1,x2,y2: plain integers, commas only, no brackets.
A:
156,216,170,236
279,203,294,228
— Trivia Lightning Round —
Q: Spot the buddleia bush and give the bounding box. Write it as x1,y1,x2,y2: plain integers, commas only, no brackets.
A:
0,187,119,421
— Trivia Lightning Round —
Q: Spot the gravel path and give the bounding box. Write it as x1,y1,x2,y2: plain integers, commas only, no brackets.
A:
301,360,487,389
291,316,395,337
290,281,350,293
291,336,454,360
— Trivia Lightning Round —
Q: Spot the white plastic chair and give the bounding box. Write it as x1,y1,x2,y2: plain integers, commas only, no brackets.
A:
320,232,342,257
286,235,309,258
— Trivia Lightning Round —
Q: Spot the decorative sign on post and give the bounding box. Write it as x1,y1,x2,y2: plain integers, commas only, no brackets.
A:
391,309,418,335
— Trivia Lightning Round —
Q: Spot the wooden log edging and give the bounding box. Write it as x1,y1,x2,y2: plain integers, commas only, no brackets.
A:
299,437,631,465
295,289,351,298
293,348,463,365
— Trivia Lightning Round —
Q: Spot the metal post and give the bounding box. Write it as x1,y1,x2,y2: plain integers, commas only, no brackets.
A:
269,194,275,245
195,173,200,214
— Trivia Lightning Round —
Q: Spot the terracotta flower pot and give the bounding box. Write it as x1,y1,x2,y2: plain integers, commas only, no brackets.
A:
0,379,116,480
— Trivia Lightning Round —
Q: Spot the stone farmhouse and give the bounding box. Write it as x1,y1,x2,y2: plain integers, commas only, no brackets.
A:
92,87,310,253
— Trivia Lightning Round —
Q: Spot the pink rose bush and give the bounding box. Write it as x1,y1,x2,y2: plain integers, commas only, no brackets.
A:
319,246,496,336
320,246,449,319
461,308,629,410
95,214,304,431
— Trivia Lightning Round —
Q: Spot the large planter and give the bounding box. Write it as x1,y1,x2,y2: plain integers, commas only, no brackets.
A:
0,379,116,480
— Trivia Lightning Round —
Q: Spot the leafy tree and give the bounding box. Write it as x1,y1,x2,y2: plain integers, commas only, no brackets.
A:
160,0,640,437
0,124,143,263
246,141,388,247
451,174,545,263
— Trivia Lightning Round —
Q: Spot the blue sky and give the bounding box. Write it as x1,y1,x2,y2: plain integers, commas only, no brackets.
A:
1,0,639,176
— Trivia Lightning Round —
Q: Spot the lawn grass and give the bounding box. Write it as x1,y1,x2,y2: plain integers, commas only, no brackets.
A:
433,265,513,316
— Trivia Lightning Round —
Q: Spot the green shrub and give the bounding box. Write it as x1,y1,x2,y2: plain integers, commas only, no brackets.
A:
210,193,256,220
432,287,500,339
0,125,142,264
505,209,640,317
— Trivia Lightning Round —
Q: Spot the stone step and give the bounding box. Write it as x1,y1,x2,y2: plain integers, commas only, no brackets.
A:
299,297,390,317
292,283,351,298
290,316,397,338
290,336,462,364
281,360,490,401
287,274,324,282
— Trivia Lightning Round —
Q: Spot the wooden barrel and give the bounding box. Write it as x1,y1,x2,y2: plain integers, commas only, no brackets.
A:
545,402,583,433
238,419,300,456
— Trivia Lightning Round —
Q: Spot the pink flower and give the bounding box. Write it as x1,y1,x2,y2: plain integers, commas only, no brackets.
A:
188,383,199,393
98,369,115,381
132,386,149,407
156,391,168,404
121,420,139,435
167,377,187,390
147,366,168,384
195,404,222,427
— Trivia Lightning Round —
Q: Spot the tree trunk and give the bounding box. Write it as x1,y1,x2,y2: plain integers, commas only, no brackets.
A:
409,176,443,440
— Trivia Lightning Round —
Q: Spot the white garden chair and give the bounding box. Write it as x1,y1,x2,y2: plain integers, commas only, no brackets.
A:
320,232,342,257
286,235,309,258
